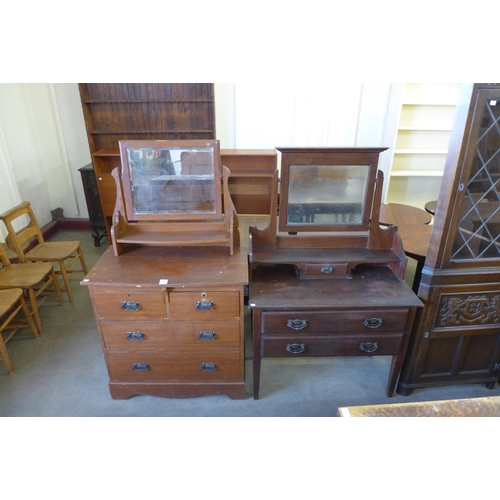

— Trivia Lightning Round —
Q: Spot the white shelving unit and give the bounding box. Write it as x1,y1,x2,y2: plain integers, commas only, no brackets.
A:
387,83,461,207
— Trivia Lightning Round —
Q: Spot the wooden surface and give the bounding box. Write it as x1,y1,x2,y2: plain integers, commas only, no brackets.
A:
339,396,500,417
379,203,432,226
397,224,433,259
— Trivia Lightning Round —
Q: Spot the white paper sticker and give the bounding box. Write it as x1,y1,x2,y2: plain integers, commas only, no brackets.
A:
159,279,169,285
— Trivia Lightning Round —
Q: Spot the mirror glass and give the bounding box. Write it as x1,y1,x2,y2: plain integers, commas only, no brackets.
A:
125,146,216,216
287,165,369,226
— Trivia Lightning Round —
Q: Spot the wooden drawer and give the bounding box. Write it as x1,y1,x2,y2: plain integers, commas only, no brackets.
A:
261,309,409,334
302,263,350,277
92,290,167,320
100,320,241,349
106,350,242,382
169,291,240,319
261,333,404,357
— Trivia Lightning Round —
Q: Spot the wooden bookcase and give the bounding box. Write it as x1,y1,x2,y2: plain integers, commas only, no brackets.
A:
78,83,216,237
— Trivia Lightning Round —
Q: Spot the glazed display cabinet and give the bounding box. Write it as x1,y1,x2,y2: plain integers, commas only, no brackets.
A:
397,83,500,395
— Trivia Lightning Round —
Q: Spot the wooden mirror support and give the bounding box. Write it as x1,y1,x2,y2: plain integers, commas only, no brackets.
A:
109,140,239,256
249,147,407,279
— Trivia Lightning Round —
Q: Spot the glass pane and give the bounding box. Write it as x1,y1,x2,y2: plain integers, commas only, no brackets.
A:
287,165,368,225
126,146,216,215
452,97,500,260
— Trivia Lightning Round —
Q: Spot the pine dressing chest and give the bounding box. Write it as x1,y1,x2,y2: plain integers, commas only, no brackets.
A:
81,140,248,399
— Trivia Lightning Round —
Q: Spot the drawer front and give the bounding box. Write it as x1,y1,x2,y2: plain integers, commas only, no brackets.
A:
261,333,403,357
169,291,240,320
100,320,241,349
93,291,167,320
261,309,409,334
302,263,350,277
106,350,242,382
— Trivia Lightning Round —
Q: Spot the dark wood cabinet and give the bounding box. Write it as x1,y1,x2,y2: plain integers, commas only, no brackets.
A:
397,83,500,395
78,163,106,246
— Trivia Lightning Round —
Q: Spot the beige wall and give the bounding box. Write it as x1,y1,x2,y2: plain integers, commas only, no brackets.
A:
0,82,437,242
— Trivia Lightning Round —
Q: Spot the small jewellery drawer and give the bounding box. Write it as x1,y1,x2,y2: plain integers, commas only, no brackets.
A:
100,320,241,349
261,333,404,357
302,263,350,277
169,291,240,319
261,309,409,334
93,291,167,320
106,350,242,382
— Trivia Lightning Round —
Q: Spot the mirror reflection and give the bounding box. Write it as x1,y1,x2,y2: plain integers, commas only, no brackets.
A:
287,165,369,225
125,147,216,215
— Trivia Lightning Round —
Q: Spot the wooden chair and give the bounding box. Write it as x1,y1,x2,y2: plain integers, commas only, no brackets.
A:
0,242,63,334
0,202,88,302
0,288,39,373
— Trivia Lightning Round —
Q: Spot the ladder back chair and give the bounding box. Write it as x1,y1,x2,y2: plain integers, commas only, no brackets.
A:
0,288,39,373
0,202,88,302
0,242,63,334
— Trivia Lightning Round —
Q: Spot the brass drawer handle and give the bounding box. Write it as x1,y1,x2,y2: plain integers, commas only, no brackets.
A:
321,266,333,274
132,363,150,372
286,343,306,354
359,342,379,353
127,331,145,341
200,363,217,372
121,301,141,311
195,301,215,311
287,319,307,330
363,318,383,329
198,331,216,341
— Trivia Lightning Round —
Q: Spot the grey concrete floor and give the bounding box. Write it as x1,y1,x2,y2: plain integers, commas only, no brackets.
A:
1,228,500,417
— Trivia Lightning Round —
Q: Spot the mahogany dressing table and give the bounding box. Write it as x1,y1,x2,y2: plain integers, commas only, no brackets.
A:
248,148,423,398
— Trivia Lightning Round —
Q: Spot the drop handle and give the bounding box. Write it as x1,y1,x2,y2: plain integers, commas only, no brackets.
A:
127,331,145,341
286,343,306,354
359,342,379,353
132,363,150,372
321,266,333,274
198,331,216,341
195,301,215,311
287,319,307,330
200,363,217,372
363,318,383,329
121,301,141,311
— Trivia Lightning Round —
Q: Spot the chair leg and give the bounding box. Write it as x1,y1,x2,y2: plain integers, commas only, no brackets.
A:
51,268,64,305
59,261,73,302
0,332,13,373
78,247,88,275
20,294,40,337
27,288,43,334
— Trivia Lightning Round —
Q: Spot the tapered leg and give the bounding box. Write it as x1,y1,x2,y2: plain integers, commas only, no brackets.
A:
252,309,262,399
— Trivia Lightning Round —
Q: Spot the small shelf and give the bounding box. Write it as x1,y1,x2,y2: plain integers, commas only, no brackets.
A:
391,170,444,177
394,149,449,155
83,99,212,104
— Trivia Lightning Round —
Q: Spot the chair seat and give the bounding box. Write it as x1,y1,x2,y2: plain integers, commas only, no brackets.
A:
0,288,24,316
25,241,81,261
0,262,55,288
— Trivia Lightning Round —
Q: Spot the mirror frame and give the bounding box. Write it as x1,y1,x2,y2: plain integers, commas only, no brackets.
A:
119,139,222,221
278,148,383,233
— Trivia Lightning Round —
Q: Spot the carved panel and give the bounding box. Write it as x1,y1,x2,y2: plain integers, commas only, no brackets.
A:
437,293,500,328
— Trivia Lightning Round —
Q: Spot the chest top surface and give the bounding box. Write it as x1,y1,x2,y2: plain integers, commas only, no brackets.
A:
82,245,248,288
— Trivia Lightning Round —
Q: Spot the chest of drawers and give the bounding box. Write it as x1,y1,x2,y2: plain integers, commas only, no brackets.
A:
82,245,248,400
249,265,422,398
